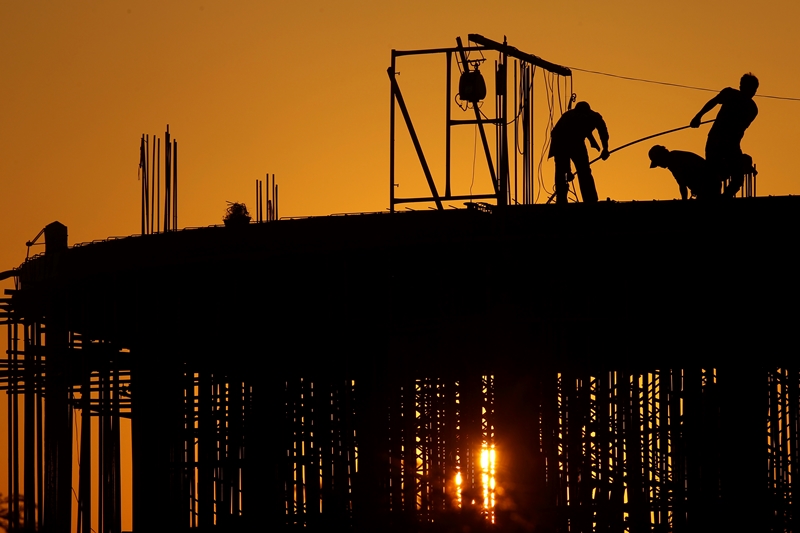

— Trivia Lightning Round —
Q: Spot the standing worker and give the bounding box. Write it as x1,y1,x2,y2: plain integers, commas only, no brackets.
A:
690,73,758,197
549,101,610,204
648,145,720,200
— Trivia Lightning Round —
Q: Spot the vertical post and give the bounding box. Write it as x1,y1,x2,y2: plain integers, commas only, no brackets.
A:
173,139,178,231
229,381,243,520
42,222,72,533
79,361,91,533
198,372,214,528
98,361,106,533
36,327,44,529
7,323,13,523
529,66,535,205
140,135,146,235
442,378,457,512
10,324,19,531
499,39,509,206
143,136,149,234
513,60,518,205
157,138,161,234
217,380,229,527
23,323,35,529
151,135,156,233
164,125,171,233
390,50,396,213
522,64,529,204
445,52,452,198
402,376,415,521
145,136,150,234
112,364,122,533
266,172,272,221
186,372,197,529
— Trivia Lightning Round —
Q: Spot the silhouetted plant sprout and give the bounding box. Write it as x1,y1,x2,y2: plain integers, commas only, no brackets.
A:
223,201,251,227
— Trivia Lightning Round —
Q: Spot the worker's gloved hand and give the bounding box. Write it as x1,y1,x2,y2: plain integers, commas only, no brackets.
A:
689,116,701,128
600,149,610,161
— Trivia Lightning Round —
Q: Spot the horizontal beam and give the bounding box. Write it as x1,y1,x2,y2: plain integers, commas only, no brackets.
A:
392,45,486,58
468,34,571,76
394,194,497,205
450,118,504,126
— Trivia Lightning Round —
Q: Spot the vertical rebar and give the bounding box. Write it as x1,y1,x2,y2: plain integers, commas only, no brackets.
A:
266,172,272,221
164,125,171,233
157,138,161,234
140,135,146,235
151,135,156,233
173,139,178,231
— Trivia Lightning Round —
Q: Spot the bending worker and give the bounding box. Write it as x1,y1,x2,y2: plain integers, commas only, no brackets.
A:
549,101,610,204
648,145,720,200
690,73,759,197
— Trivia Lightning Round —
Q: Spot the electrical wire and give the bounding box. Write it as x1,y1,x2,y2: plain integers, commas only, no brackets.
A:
570,66,800,102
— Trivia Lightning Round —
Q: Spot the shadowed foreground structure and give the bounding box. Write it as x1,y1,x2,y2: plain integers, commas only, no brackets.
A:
1,198,798,532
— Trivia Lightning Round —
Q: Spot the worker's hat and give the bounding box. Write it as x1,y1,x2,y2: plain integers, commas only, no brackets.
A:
648,145,668,168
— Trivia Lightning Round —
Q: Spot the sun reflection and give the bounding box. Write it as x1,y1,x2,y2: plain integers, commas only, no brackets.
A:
481,445,496,522
455,470,463,508
454,445,496,523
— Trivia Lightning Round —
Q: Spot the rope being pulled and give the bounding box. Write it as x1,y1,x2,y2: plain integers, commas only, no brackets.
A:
545,119,715,204
589,119,715,165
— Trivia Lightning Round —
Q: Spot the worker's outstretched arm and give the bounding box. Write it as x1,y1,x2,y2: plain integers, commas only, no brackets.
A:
690,93,722,128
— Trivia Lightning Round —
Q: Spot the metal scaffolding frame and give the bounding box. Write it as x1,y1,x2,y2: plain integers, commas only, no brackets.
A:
2,310,799,531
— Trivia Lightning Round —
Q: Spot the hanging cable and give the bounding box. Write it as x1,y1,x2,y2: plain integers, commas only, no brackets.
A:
536,72,558,203
570,66,800,101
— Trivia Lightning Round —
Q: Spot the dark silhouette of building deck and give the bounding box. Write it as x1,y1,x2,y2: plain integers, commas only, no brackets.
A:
1,197,798,532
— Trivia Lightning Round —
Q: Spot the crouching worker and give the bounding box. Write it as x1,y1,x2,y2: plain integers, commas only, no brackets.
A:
648,145,720,200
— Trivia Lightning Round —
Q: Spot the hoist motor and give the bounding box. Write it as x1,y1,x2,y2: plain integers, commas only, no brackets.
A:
459,69,487,103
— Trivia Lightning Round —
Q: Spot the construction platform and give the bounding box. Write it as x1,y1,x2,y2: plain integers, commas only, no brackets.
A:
2,197,799,532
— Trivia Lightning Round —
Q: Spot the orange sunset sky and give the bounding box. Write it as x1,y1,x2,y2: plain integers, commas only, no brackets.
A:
1,0,800,526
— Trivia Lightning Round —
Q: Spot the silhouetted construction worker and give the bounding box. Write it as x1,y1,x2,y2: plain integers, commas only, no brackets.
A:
549,101,609,204
648,145,720,200
548,102,608,204
690,73,758,197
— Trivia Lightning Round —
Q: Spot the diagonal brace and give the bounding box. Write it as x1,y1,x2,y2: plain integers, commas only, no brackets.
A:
388,67,443,210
